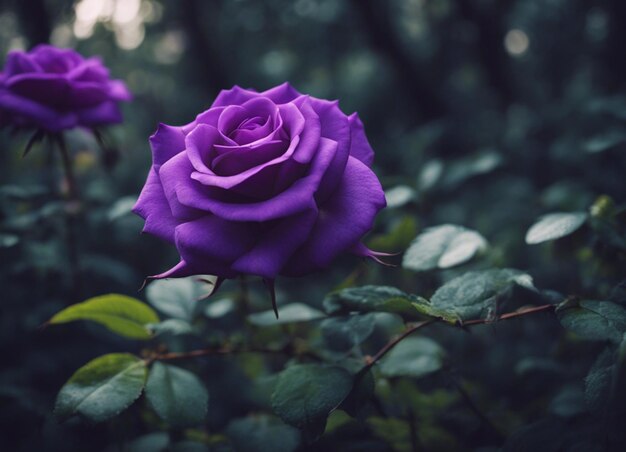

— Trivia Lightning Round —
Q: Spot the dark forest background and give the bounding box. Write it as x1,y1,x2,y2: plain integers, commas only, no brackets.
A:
1,0,626,451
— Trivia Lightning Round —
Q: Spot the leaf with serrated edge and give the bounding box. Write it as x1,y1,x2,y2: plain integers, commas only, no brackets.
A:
54,353,147,422
380,337,445,378
145,362,208,427
525,212,587,245
403,224,487,271
248,303,325,326
271,364,352,437
431,269,535,321
50,294,159,340
557,299,626,343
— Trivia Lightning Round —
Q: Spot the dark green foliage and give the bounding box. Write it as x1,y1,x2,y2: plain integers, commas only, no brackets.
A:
430,269,535,321
145,362,209,427
3,0,626,450
271,364,353,440
54,353,147,422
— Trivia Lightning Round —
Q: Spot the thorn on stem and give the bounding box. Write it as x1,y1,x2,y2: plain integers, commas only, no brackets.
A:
22,129,44,158
263,278,279,319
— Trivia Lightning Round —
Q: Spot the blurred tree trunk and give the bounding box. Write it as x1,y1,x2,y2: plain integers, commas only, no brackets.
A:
456,0,515,109
604,0,626,90
13,0,51,45
180,0,228,97
349,0,447,122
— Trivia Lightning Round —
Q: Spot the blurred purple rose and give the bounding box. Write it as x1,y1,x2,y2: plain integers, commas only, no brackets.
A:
0,45,131,132
134,83,386,284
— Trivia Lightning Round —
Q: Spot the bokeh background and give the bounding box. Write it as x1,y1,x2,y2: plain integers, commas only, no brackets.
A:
1,0,626,451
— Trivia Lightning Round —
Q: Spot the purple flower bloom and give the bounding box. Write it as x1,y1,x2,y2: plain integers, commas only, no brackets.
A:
133,83,386,284
0,45,131,132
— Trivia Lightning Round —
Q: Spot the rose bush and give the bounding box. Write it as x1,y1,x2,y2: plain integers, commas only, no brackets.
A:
0,45,131,132
133,83,386,284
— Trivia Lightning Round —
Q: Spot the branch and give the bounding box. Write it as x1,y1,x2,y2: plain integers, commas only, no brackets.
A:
362,304,555,372
147,344,320,365
362,319,437,373
148,347,280,363
145,304,555,369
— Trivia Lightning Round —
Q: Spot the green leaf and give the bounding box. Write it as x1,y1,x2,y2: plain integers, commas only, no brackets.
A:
431,269,535,321
226,415,301,452
384,185,416,208
146,276,210,320
583,339,626,446
148,319,194,336
126,433,170,452
145,362,208,427
324,285,458,323
204,297,236,318
321,314,376,351
339,370,375,417
379,337,444,378
525,212,587,245
585,348,614,416
439,151,502,190
49,294,159,340
271,364,353,439
248,303,325,326
557,299,626,344
367,216,418,254
0,233,19,248
584,131,626,153
367,417,412,452
402,224,488,271
107,195,137,221
54,353,147,422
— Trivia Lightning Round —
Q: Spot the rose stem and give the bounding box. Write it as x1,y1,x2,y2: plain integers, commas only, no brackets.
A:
54,133,82,301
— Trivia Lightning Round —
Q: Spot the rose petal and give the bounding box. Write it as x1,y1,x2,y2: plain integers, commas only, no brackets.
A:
150,123,187,170
231,203,318,278
259,82,301,104
175,214,256,265
148,260,196,280
30,45,81,73
308,97,351,203
178,137,338,221
211,85,258,108
158,151,210,219
67,58,109,82
185,123,221,173
289,97,320,164
69,81,111,107
190,134,300,190
230,115,272,144
211,140,287,177
0,91,76,131
282,156,386,276
217,105,248,135
348,113,374,167
7,73,70,106
3,51,42,77
77,100,123,126
193,106,225,131
132,168,178,242
108,79,132,101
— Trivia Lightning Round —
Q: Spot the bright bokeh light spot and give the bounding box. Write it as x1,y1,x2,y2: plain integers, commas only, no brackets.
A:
113,0,141,24
504,29,529,56
73,0,152,50
154,30,186,64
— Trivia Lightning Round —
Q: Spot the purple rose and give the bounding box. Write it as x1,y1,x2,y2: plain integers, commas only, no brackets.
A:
133,83,386,286
0,45,131,132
